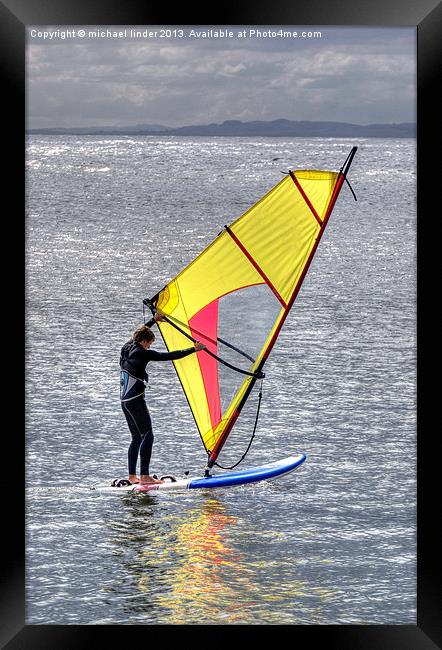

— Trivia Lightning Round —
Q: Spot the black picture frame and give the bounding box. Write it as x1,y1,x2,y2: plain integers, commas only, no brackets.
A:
3,0,439,646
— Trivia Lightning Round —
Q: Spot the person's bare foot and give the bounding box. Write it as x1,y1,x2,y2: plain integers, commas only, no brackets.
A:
128,475,140,484
139,474,165,485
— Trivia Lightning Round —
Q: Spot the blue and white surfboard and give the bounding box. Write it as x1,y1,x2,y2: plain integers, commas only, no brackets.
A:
94,453,306,493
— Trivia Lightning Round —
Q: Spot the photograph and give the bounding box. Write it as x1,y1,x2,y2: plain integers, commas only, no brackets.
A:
24,23,417,627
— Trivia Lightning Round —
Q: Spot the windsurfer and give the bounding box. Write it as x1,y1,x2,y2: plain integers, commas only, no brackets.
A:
120,312,206,485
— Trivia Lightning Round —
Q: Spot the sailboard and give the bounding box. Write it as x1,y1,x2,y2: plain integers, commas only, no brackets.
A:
94,454,306,493
107,146,357,492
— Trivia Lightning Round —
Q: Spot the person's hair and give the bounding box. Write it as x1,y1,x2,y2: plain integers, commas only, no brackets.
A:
132,324,155,345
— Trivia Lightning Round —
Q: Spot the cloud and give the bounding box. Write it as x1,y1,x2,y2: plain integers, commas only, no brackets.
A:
26,27,415,128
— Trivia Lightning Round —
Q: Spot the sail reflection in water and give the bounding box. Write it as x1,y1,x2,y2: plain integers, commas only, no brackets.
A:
101,493,337,624
140,498,256,623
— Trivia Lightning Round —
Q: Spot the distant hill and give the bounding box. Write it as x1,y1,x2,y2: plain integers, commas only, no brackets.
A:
27,123,173,135
27,119,416,138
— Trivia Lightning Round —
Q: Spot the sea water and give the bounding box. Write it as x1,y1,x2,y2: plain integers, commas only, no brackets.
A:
25,136,416,624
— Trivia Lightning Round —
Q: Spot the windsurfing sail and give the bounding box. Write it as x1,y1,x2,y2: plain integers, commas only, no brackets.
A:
145,147,357,469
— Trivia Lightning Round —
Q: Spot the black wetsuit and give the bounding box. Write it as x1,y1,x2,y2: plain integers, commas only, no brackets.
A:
120,328,195,476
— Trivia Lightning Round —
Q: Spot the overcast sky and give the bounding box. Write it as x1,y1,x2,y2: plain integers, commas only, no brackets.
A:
26,26,416,128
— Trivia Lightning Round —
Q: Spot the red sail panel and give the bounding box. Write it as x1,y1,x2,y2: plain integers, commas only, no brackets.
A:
189,300,222,431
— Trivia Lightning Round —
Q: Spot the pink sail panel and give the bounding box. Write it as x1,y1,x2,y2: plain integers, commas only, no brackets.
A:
189,299,222,431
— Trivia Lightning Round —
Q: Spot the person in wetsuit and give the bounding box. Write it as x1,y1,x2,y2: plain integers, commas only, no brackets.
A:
120,312,205,485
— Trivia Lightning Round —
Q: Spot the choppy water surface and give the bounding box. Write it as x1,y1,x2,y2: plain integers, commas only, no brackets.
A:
25,136,416,624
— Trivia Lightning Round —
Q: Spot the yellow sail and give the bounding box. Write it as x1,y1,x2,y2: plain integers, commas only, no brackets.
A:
146,148,357,467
